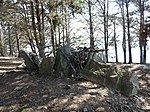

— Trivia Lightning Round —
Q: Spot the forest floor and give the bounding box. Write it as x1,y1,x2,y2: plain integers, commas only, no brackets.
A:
0,57,149,112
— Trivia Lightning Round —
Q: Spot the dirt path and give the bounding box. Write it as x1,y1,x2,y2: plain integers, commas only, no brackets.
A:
0,57,23,73
0,57,149,112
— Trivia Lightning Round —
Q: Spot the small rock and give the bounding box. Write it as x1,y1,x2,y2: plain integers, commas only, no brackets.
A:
95,107,105,112
73,96,78,99
83,108,88,112
63,85,71,90
14,86,23,91
52,109,61,112
16,63,26,69
37,106,48,110
21,108,34,112
42,95,49,98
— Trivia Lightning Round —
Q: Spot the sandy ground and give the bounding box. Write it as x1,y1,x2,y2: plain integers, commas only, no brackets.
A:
0,56,149,112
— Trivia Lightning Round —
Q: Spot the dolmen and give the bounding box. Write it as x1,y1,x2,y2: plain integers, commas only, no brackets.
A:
81,59,139,96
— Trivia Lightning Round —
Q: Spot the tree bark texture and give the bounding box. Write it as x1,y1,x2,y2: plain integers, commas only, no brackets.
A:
35,0,45,58
113,18,118,63
126,0,132,63
88,0,94,50
8,24,13,56
121,0,126,64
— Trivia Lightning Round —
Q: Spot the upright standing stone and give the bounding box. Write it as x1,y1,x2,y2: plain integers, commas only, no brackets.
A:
54,45,72,77
19,50,37,71
39,57,54,75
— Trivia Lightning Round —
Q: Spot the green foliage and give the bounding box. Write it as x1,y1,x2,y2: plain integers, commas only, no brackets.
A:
0,0,147,62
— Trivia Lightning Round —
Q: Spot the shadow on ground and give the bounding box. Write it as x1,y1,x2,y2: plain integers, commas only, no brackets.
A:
0,57,149,112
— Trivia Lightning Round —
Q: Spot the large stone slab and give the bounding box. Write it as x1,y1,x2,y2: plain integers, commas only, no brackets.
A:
19,50,37,71
81,59,139,96
54,45,72,77
39,57,54,75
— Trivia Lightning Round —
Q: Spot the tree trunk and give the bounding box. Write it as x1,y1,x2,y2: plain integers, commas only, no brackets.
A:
121,0,126,64
139,44,143,63
88,0,94,50
16,32,20,57
64,7,69,45
113,17,118,63
0,36,3,56
8,24,13,56
0,23,4,56
62,7,65,46
30,0,39,53
106,0,109,62
143,44,146,63
139,0,145,64
143,27,147,64
23,3,36,53
35,0,45,58
62,26,65,45
139,0,143,63
126,0,132,63
40,1,45,58
15,24,20,57
50,20,56,57
58,25,61,46
103,0,109,62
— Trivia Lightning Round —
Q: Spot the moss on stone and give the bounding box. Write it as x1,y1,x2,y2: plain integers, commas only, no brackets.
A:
81,59,139,96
